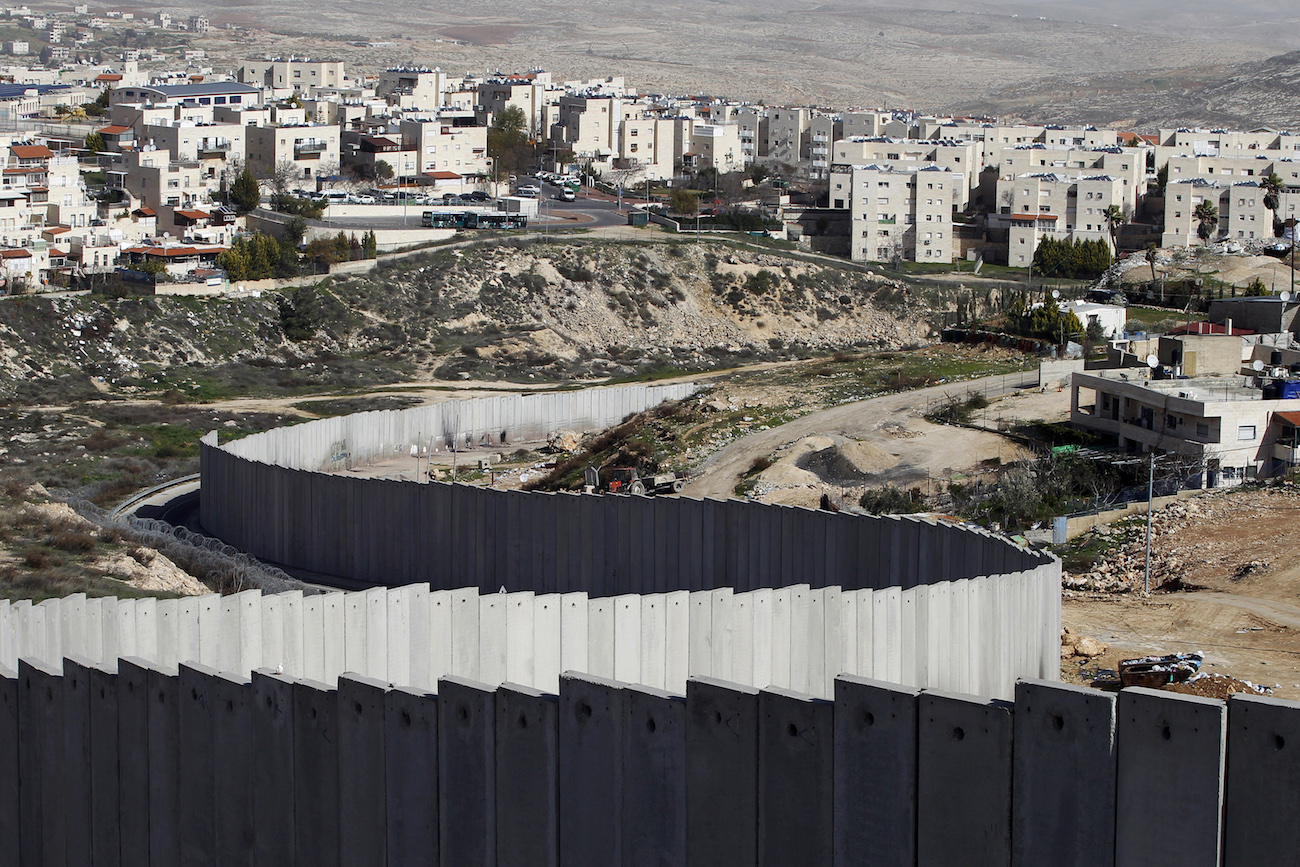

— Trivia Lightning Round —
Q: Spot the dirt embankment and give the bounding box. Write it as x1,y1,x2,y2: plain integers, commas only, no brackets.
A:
1060,485,1300,700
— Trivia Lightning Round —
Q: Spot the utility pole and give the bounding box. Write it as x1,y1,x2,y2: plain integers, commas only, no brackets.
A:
1144,452,1155,595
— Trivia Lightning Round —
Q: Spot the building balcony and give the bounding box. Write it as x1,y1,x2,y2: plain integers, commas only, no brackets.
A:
197,142,231,159
293,143,327,159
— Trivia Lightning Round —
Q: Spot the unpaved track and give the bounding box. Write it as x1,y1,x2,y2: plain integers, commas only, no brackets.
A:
683,371,1037,499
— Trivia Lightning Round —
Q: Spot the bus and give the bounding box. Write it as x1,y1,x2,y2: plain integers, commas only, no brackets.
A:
421,211,464,228
464,212,527,230
421,211,528,230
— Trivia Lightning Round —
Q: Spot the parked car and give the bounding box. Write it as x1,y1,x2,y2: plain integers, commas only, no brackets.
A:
350,193,376,205
516,185,541,198
465,190,491,202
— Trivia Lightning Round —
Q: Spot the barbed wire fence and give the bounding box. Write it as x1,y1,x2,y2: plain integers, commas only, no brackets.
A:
52,489,307,596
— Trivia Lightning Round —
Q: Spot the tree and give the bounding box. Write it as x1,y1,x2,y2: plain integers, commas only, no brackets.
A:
668,189,698,217
1260,172,1285,236
83,131,105,154
229,166,262,213
350,160,393,183
1103,204,1123,255
362,229,378,259
1194,199,1219,242
488,105,531,175
1243,276,1269,296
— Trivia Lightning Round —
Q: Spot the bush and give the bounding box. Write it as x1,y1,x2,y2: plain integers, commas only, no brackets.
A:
859,485,928,514
50,529,97,553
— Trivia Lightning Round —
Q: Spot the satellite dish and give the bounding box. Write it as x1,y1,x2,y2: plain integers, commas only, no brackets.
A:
1254,359,1266,372
1051,289,1061,299
1283,291,1292,303
1146,354,1160,369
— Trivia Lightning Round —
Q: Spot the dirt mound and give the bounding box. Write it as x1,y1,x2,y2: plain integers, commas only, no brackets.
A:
1163,674,1271,700
794,437,899,484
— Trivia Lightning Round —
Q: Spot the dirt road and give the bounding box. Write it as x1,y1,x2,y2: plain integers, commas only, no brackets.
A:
682,370,1039,499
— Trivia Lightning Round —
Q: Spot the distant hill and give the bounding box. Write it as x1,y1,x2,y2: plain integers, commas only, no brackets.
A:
968,50,1300,130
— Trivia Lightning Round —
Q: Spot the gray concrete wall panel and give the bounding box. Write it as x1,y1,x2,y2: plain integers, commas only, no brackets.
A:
918,690,1013,867
292,679,341,867
559,672,626,866
116,658,151,867
146,662,181,867
1012,679,1117,867
177,664,218,867
0,667,13,867
495,683,559,867
758,688,834,867
338,675,389,867
385,687,439,867
438,676,496,867
834,676,920,867
1116,688,1226,867
623,685,686,867
209,671,253,867
686,677,759,867
62,657,95,866
1223,693,1300,867
87,663,120,867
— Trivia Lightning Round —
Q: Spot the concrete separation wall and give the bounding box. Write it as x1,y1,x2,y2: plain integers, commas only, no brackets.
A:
0,572,1059,701
3,662,1292,865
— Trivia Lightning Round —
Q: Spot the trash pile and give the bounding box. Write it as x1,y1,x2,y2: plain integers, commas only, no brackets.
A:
1117,651,1204,689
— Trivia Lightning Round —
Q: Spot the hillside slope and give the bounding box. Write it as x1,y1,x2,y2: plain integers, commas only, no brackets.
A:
0,240,1001,403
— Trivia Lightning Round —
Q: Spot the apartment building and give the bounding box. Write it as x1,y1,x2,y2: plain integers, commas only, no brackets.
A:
764,107,809,167
687,123,743,175
996,172,1126,266
1154,128,1300,168
397,117,488,179
477,73,552,137
998,145,1144,214
238,59,346,96
112,82,263,111
839,163,956,264
832,137,979,209
245,123,341,184
142,120,245,189
1070,371,1300,485
109,144,208,209
552,94,624,160
377,67,449,109
1161,179,1298,247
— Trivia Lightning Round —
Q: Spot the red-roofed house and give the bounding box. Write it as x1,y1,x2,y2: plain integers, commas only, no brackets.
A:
96,124,134,152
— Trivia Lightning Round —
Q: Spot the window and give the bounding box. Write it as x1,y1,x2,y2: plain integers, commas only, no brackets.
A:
1238,425,1257,441
1196,423,1210,437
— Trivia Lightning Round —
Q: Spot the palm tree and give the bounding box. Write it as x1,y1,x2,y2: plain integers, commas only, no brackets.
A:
1194,199,1219,243
1260,172,1285,236
1103,204,1124,255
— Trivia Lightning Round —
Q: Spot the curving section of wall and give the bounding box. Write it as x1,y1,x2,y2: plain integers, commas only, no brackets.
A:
218,382,700,472
0,573,1058,701
195,380,1061,700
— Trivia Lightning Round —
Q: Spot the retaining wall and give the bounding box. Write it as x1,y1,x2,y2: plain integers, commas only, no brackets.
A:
0,574,1058,701
4,661,1294,867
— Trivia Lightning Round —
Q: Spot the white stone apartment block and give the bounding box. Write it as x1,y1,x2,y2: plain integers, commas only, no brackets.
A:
688,123,744,175
839,163,956,264
245,123,341,185
832,137,978,209
239,59,346,96
398,117,488,178
1070,371,1300,485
